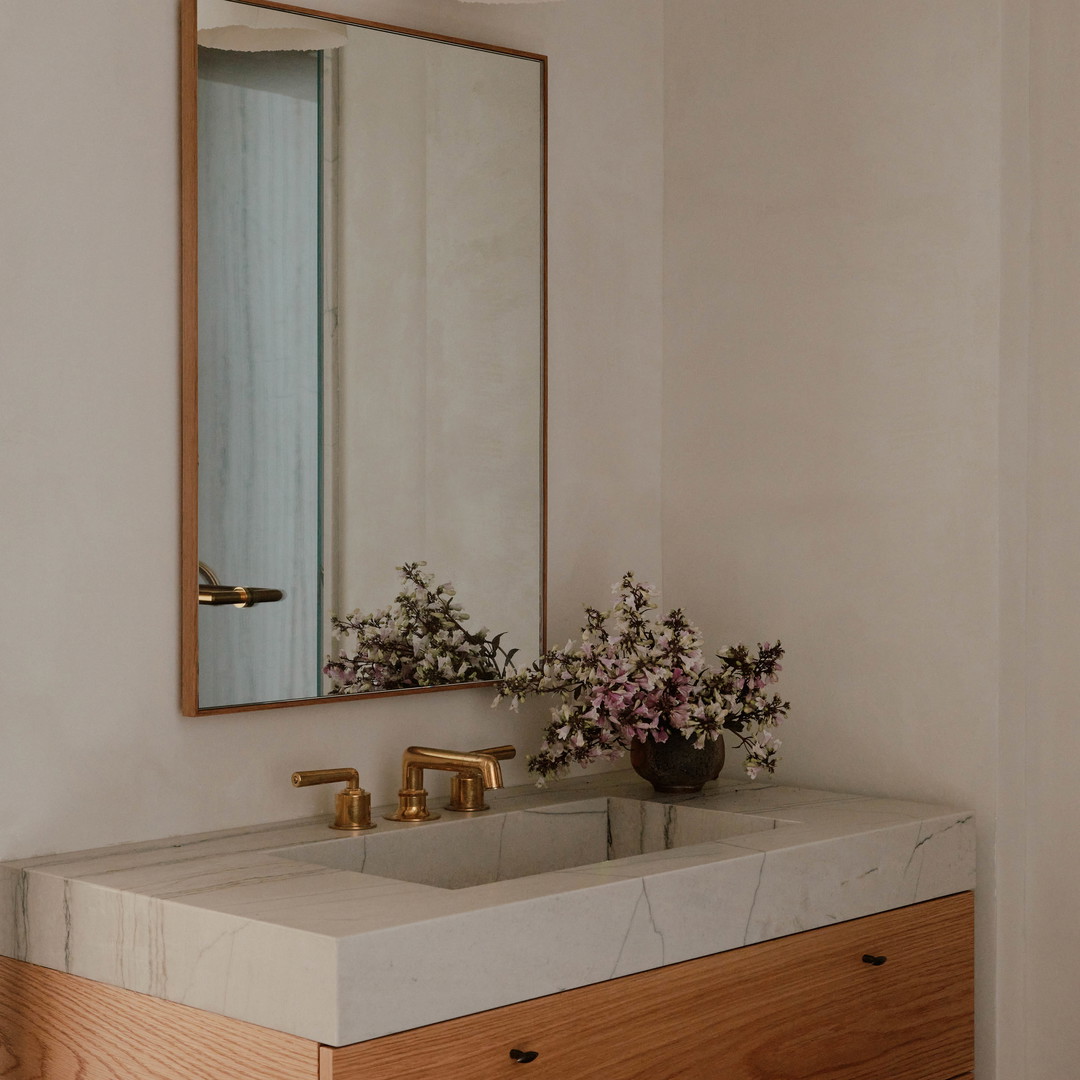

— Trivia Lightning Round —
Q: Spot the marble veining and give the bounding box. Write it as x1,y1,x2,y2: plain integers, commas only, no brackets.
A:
0,772,974,1046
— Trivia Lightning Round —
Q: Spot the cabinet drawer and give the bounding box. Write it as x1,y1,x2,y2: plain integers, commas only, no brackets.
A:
322,892,973,1080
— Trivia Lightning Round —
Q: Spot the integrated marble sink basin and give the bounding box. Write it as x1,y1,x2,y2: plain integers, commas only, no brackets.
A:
0,773,975,1046
272,796,780,889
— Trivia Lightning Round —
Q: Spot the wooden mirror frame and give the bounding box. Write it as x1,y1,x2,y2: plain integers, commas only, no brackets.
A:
179,0,547,715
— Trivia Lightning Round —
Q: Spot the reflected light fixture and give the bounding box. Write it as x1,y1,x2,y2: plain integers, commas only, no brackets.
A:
197,0,349,50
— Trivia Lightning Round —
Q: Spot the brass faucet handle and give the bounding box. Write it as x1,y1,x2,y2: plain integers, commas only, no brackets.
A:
292,768,360,789
291,768,375,831
447,745,517,813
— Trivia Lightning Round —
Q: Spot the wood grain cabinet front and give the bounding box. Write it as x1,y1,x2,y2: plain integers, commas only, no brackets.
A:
322,892,974,1080
0,893,973,1080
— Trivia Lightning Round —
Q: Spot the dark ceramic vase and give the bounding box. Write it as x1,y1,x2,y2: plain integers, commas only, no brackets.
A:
629,731,725,794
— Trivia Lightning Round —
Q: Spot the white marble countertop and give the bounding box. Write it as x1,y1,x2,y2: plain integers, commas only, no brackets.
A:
0,772,974,1046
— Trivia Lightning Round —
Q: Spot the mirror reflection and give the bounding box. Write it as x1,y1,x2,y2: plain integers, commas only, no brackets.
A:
186,0,546,712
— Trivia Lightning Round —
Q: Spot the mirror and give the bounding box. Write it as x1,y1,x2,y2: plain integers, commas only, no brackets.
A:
180,0,546,714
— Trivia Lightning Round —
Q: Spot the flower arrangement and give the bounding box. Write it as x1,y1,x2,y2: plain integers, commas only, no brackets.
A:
325,562,517,694
495,572,789,782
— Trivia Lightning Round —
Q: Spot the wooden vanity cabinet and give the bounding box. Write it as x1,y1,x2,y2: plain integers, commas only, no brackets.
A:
0,892,973,1080
323,891,974,1080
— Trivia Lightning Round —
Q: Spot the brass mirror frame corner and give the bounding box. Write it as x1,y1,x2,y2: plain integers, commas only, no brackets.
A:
178,0,548,717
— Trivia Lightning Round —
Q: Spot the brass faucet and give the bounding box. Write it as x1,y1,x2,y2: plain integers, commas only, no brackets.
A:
385,745,514,822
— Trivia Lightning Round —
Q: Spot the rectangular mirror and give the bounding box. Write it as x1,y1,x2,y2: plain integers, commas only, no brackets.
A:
180,0,546,714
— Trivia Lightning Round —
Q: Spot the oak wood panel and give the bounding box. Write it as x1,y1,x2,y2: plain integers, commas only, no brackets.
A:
0,956,319,1080
322,893,974,1080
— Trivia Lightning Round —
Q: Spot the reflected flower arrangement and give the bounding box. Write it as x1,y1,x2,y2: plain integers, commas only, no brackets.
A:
325,562,517,694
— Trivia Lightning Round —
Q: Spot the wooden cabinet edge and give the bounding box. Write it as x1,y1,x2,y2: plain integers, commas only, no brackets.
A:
319,1045,336,1079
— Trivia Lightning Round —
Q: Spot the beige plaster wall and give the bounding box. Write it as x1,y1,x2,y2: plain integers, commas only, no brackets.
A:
996,2,1030,1075
662,0,1004,1073
0,0,663,860
1022,3,1080,1076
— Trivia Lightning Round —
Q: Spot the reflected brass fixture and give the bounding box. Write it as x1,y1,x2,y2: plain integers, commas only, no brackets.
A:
292,767,375,830
198,561,285,607
385,746,508,823
446,745,516,812
199,562,222,586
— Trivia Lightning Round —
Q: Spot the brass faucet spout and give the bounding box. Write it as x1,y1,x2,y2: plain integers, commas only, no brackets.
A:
386,746,510,823
402,746,504,790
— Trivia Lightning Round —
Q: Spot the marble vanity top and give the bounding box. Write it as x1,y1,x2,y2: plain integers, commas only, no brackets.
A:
0,772,974,1046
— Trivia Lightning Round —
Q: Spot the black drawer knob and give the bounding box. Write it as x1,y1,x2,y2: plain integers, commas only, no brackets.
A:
862,954,888,966
510,1049,540,1063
